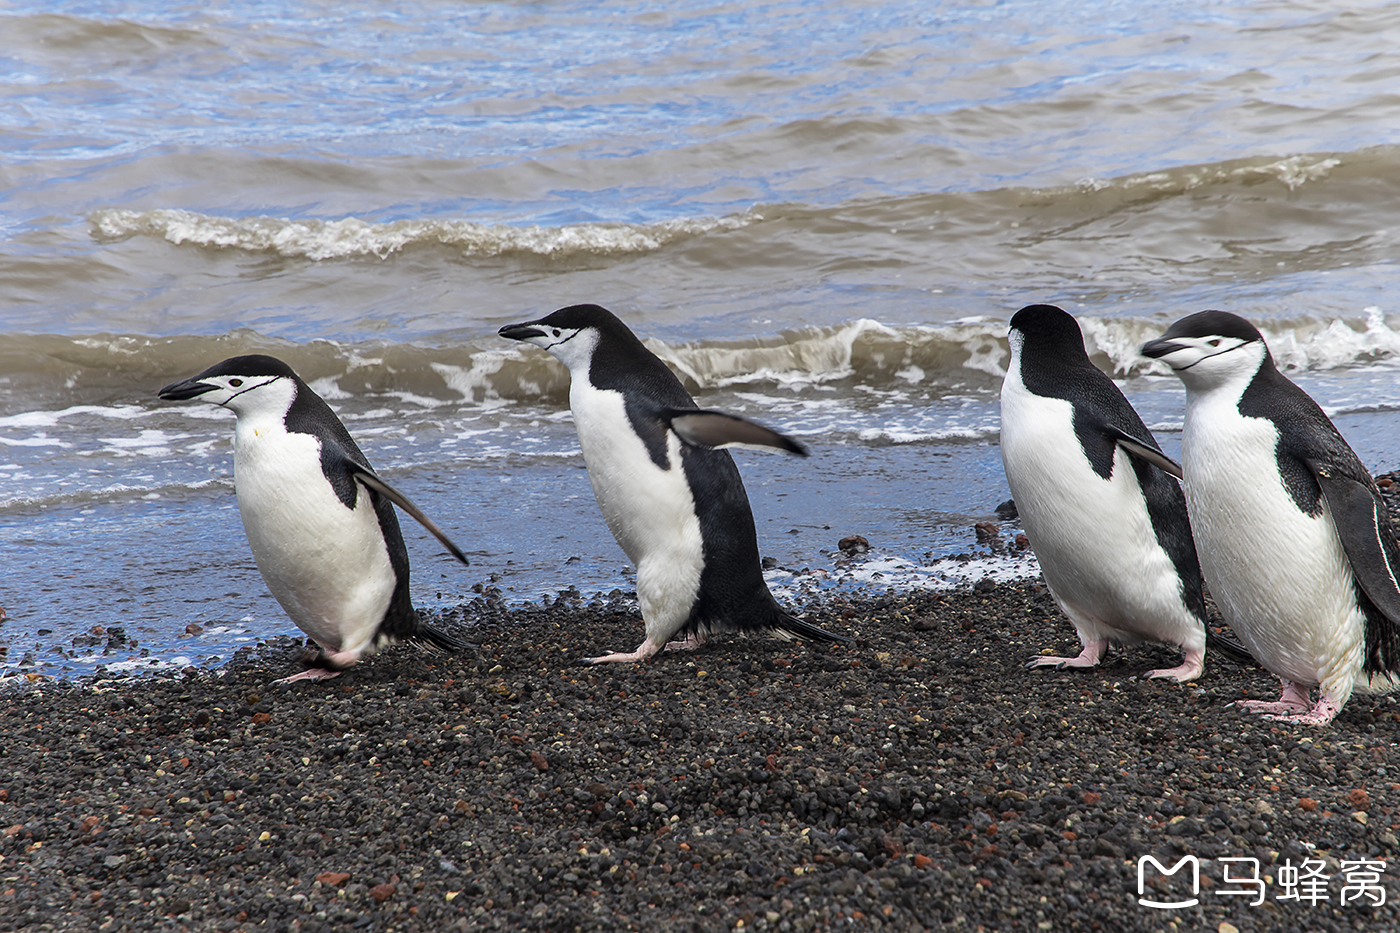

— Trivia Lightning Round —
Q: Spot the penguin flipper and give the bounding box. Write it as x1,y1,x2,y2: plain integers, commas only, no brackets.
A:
662,409,808,457
1305,459,1400,670
1106,427,1183,480
347,464,471,567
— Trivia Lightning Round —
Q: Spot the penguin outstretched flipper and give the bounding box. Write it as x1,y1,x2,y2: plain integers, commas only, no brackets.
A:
347,463,471,567
662,409,809,457
1106,427,1184,480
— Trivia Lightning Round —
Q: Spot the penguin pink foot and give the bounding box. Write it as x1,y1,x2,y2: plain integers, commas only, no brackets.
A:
275,667,343,684
586,640,664,665
1140,647,1206,683
1236,681,1312,716
1027,638,1107,671
1262,692,1344,726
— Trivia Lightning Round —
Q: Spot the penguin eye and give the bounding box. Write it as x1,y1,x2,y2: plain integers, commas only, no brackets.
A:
228,378,244,387
552,329,562,337
1206,339,1222,349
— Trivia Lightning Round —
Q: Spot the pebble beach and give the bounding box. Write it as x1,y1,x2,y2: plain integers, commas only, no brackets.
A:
4,580,1399,933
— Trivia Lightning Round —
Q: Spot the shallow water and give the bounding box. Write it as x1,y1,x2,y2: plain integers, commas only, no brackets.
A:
5,0,1400,677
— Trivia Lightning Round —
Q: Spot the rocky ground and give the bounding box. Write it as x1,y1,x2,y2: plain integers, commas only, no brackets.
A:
2,579,1399,933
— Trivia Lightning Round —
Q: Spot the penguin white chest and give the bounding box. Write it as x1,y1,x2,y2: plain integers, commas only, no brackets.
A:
1000,369,1182,636
232,416,397,655
569,381,704,628
1181,395,1361,686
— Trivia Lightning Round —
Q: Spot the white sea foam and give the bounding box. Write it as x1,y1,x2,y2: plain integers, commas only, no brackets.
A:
90,208,760,261
768,551,1040,599
0,404,150,429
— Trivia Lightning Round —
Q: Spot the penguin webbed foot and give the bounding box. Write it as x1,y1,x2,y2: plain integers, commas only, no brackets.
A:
1235,681,1313,717
1026,656,1071,671
1261,698,1342,727
274,667,342,684
583,640,665,665
1026,640,1107,672
1136,647,1205,684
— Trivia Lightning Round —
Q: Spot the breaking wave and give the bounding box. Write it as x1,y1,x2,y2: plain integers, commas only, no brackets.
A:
89,208,762,261
7,307,1400,417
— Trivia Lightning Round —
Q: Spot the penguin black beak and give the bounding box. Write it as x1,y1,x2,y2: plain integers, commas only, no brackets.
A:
158,377,218,401
499,322,547,341
1140,337,1184,360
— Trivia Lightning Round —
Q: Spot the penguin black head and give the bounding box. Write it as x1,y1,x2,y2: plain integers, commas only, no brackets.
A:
1007,304,1096,367
499,304,644,372
1142,311,1271,387
159,354,302,413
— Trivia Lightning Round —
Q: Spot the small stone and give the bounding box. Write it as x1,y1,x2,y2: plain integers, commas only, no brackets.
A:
316,872,350,887
370,883,396,903
1219,923,1239,933
838,535,870,555
1298,797,1318,812
1347,788,1370,811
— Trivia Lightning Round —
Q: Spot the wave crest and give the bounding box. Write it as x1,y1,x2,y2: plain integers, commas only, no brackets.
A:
89,208,761,261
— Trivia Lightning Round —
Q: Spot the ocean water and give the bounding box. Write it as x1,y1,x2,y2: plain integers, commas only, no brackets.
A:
5,0,1400,678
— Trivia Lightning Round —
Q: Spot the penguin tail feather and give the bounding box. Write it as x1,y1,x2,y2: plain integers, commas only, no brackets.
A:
775,613,850,644
1206,633,1258,667
416,623,475,653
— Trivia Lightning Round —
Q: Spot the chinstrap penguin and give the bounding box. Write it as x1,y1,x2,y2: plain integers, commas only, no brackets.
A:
499,303,846,663
1143,311,1400,725
159,355,470,683
1000,304,1210,681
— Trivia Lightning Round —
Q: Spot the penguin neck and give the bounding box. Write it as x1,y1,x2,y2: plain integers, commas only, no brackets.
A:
1180,344,1269,412
229,379,298,445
